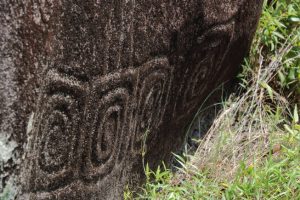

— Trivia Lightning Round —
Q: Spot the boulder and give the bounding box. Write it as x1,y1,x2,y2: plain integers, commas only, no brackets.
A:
0,1,263,199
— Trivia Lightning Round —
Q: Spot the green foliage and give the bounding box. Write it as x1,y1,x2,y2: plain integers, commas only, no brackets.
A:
131,108,300,199
259,0,299,51
240,0,300,100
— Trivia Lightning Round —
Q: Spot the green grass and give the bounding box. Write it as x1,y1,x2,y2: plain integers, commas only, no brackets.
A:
129,108,300,200
239,0,300,101
128,0,300,199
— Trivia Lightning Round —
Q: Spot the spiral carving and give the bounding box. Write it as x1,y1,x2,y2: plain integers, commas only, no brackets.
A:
13,0,264,198
131,58,173,154
25,21,234,193
82,69,137,181
180,21,235,111
29,62,172,188
31,67,87,191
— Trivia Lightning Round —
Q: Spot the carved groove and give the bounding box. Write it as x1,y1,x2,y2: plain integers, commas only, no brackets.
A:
31,67,87,191
27,19,234,192
132,58,173,154
18,0,263,197
82,70,136,182
180,21,236,111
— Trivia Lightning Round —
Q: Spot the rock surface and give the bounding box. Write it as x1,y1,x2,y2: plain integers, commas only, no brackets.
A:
0,1,263,199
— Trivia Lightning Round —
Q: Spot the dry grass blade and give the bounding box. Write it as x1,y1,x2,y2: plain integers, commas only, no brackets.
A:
190,39,294,180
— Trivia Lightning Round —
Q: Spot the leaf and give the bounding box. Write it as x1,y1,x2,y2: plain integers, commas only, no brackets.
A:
278,70,286,86
272,31,285,40
289,17,300,22
295,124,300,131
284,124,295,135
260,81,274,101
293,104,299,124
288,68,296,80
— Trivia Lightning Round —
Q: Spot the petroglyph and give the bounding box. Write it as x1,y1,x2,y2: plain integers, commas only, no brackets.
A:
24,57,173,194
0,0,263,199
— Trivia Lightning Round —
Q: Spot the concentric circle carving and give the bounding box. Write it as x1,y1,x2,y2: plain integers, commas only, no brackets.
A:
82,70,136,181
29,68,87,191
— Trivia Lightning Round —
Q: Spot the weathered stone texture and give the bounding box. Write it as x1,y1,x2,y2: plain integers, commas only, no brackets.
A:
0,1,263,199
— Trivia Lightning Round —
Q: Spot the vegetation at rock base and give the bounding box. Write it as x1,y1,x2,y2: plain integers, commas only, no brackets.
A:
127,0,300,199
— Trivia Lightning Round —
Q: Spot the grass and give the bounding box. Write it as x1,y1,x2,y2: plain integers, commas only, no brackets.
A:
128,0,300,199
